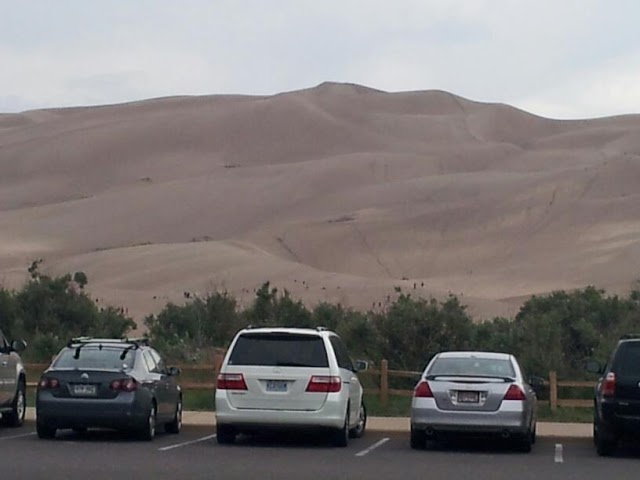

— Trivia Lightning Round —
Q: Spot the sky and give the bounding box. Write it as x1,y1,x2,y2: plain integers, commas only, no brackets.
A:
1,0,639,119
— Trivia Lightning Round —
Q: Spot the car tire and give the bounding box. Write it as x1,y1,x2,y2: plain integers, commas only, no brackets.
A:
2,380,26,427
165,397,182,434
216,425,236,445
331,408,349,447
595,429,616,456
349,401,367,438
410,427,427,450
139,403,157,441
36,421,56,439
517,430,533,453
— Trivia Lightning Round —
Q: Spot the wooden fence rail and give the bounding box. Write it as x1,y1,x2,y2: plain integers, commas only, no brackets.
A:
24,361,594,411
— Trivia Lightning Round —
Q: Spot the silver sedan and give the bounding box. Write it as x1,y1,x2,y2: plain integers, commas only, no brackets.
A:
410,351,538,452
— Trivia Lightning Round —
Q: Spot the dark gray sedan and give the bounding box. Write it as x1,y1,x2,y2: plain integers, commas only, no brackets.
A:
410,351,539,452
36,338,182,440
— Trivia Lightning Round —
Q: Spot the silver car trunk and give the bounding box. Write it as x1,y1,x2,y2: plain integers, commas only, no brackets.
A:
428,376,513,412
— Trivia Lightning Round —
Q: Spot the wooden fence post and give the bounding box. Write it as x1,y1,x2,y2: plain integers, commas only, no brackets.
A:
549,370,558,412
380,359,389,408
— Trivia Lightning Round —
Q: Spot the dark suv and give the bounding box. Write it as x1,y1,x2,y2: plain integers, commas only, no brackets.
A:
588,334,640,456
0,328,27,427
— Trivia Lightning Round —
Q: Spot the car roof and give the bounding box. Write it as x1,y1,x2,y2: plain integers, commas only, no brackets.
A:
238,327,332,336
436,351,512,360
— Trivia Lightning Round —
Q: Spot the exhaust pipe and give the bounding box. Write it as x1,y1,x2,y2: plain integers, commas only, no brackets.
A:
501,430,511,439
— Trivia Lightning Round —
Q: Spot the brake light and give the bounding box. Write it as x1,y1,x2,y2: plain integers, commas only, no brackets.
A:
306,375,341,393
110,378,138,392
503,384,526,401
414,381,433,398
601,372,616,397
38,377,59,389
217,373,248,390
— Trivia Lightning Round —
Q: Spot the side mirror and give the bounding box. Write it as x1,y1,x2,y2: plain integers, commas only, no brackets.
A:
11,339,27,353
354,360,368,372
167,366,181,376
529,376,545,388
586,360,603,374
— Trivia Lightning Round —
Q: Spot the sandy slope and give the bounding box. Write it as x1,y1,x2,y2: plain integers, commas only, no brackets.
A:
1,82,639,324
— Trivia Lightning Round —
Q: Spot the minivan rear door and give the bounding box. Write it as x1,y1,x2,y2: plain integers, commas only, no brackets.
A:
222,332,331,411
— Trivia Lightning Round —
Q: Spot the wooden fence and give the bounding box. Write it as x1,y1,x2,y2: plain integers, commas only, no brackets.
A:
25,358,594,411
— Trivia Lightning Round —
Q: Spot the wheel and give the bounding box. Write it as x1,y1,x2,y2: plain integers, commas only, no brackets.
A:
331,408,349,447
516,430,533,453
349,401,367,438
216,425,236,444
595,430,616,456
2,380,26,427
410,427,427,450
36,422,56,439
165,397,182,434
138,403,157,441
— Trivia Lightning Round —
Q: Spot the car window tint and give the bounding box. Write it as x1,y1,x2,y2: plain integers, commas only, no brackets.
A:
330,336,353,371
143,350,158,373
0,329,7,349
228,333,329,367
613,342,640,376
149,349,166,374
428,357,515,378
53,347,136,370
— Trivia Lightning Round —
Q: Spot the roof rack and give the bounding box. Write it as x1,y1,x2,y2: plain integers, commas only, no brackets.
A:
67,336,150,348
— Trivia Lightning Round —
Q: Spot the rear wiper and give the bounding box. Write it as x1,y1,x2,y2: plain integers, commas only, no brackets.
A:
426,374,516,382
73,343,102,359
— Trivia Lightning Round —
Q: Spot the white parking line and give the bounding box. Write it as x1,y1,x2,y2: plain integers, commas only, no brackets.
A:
554,443,564,463
158,434,217,451
355,437,390,457
0,432,36,441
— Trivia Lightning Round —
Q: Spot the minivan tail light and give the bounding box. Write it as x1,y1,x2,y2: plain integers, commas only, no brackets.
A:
306,375,341,393
503,384,526,401
38,377,59,389
110,378,138,392
601,372,616,397
414,381,433,398
217,373,248,390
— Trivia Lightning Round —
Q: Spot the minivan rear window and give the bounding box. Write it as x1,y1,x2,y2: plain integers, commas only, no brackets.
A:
228,333,329,367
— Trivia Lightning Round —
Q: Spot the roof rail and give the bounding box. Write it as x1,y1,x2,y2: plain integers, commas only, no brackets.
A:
316,326,328,331
620,334,640,340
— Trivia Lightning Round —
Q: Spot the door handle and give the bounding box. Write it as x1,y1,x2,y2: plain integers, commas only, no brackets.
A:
1,361,7,367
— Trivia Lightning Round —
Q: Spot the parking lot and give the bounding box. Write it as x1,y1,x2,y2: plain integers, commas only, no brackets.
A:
2,422,640,480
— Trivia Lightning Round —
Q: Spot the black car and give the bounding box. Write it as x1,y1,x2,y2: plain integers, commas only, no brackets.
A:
36,337,182,440
588,334,640,456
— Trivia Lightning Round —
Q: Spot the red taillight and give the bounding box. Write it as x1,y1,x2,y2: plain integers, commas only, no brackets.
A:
110,378,138,392
38,377,59,389
601,372,616,397
414,381,433,398
217,373,248,390
306,376,341,393
503,384,526,401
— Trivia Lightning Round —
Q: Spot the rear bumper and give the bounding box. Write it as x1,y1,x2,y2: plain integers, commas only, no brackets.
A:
598,402,640,438
36,391,149,430
411,398,531,437
215,392,346,431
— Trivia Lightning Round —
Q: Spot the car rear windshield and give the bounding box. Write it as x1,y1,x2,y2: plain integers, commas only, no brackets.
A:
613,342,640,376
228,333,329,367
428,357,515,378
53,346,136,370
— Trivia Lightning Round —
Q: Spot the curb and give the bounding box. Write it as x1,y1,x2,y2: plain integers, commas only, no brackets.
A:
24,408,592,438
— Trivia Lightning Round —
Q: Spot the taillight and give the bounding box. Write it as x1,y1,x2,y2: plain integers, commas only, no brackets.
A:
38,377,59,389
414,381,433,398
306,375,341,393
217,373,248,390
503,384,526,401
601,372,616,397
110,378,138,392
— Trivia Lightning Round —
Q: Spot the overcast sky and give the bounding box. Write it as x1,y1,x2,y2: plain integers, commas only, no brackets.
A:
1,0,639,119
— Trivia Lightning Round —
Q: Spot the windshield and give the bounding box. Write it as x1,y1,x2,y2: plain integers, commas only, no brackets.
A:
428,356,515,378
228,333,329,367
53,346,136,370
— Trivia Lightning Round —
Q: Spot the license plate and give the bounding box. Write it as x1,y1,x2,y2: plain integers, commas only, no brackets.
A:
266,380,288,392
73,384,97,396
457,391,480,403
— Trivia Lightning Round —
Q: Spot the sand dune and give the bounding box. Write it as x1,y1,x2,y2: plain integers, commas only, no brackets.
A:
1,82,639,323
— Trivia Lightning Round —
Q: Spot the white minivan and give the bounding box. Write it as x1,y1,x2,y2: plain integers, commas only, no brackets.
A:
215,326,367,446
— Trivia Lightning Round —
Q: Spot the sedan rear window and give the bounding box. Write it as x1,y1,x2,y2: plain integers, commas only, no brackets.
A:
228,333,329,367
428,357,515,379
53,347,136,370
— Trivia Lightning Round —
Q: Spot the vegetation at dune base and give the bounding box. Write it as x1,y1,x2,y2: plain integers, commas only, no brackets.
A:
2,260,640,386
